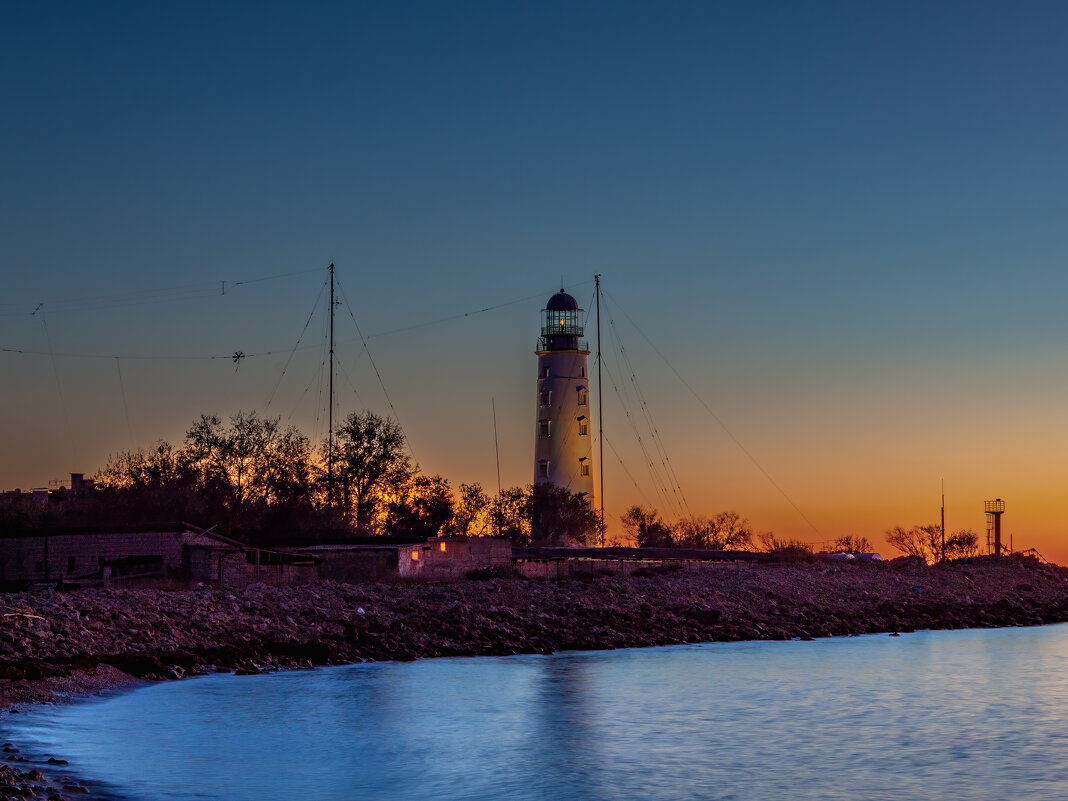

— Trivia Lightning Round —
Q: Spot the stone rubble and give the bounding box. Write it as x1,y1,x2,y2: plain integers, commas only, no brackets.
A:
0,554,1066,800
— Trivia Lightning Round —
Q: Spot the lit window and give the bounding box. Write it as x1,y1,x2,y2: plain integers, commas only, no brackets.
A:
440,542,447,552
539,420,550,437
577,388,588,406
411,551,419,561
578,418,589,436
539,390,551,406
538,460,550,478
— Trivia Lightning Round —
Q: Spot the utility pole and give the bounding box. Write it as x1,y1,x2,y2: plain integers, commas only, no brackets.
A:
595,274,605,548
328,262,335,505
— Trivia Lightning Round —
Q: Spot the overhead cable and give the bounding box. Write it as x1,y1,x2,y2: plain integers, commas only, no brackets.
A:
604,290,822,537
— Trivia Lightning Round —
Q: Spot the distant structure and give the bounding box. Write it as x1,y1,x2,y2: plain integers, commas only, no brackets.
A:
985,498,1006,557
534,290,594,500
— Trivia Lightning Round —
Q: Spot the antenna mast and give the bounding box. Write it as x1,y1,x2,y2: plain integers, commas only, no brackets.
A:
328,262,335,504
595,274,605,548
940,479,945,562
492,397,502,537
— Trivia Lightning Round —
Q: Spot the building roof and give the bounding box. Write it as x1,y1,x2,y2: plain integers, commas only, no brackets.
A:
545,290,578,311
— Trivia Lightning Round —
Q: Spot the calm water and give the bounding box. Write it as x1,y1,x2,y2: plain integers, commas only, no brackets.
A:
7,625,1068,801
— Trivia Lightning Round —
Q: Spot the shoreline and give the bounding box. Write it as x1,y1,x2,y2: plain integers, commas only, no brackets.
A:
1,554,1066,800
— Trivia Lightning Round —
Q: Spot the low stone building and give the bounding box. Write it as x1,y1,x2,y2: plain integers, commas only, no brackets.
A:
0,524,318,590
399,536,512,581
0,524,245,588
291,536,512,583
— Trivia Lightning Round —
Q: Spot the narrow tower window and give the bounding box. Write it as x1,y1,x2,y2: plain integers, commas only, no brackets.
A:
579,459,590,477
577,388,588,406
543,366,550,378
538,420,550,438
577,417,589,436
538,460,550,478
539,389,551,406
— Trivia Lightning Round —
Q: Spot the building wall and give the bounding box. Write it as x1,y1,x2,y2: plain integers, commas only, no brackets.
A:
311,549,400,583
247,560,318,587
399,537,512,581
0,530,197,583
513,557,736,580
534,348,594,499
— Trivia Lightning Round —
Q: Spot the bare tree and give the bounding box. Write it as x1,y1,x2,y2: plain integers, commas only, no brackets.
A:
621,505,674,548
945,529,980,559
674,512,754,550
832,534,874,554
710,511,754,550
758,532,813,554
330,411,413,534
885,524,943,563
385,474,455,539
185,411,311,518
454,482,491,536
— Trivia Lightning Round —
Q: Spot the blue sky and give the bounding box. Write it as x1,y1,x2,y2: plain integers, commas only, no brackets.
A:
3,1,1068,555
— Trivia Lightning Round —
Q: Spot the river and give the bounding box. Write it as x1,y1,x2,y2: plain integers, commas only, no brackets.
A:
6,624,1068,800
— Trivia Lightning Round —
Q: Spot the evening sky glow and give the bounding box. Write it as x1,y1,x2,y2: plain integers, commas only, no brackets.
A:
3,2,1068,559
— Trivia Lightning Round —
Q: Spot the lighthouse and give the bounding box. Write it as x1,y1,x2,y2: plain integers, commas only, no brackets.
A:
534,289,595,500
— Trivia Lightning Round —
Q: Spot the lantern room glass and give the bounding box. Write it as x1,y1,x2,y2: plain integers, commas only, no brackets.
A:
541,307,582,338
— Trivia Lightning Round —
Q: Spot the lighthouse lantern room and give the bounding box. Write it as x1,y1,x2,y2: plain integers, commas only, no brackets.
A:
534,290,595,500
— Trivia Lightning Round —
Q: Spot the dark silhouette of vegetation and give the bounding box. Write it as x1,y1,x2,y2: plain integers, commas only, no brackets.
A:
621,505,759,550
757,532,814,557
832,534,874,553
621,506,674,548
886,524,980,563
330,411,412,534
527,483,601,546
0,409,599,548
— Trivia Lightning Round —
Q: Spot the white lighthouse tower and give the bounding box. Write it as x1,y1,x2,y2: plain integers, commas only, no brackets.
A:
534,289,595,500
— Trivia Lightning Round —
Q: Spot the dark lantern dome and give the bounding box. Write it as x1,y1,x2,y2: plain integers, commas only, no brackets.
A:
545,290,578,311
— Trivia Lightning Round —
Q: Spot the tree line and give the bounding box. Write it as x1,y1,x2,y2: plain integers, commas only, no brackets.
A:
0,410,598,547
0,407,990,561
619,505,871,555
884,524,980,563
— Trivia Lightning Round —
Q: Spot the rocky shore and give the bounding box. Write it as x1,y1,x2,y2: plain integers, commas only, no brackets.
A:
1,554,1066,799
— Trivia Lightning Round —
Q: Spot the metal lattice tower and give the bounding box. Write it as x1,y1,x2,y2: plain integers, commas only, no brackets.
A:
985,499,1005,557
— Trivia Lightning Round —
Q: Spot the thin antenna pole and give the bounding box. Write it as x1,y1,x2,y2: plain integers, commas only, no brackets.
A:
940,479,945,562
595,274,605,548
492,397,502,538
328,263,335,505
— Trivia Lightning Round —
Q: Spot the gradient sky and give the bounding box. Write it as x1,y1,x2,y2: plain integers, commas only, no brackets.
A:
3,1,1068,560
